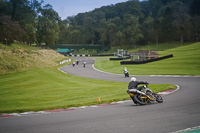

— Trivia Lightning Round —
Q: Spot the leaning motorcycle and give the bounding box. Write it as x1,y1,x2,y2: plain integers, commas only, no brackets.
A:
127,85,163,105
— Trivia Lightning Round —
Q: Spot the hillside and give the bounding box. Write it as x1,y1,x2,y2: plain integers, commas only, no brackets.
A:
0,44,67,75
56,0,200,48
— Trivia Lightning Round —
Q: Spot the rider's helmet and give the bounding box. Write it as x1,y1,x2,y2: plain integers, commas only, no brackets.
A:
124,67,127,71
130,77,137,82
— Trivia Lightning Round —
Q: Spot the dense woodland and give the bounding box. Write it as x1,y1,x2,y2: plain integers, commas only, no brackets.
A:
0,0,200,49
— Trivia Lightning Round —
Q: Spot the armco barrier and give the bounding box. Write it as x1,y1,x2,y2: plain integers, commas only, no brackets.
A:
70,54,90,57
59,59,71,64
120,54,173,65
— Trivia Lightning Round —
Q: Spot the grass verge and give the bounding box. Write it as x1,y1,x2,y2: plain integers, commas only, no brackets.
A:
0,65,176,113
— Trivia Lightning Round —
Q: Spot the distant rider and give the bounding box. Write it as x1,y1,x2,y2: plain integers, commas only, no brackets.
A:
124,67,128,74
76,60,79,65
83,61,86,67
124,67,129,77
72,61,75,67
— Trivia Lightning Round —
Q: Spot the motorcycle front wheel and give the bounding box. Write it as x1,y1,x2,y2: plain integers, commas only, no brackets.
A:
133,94,147,105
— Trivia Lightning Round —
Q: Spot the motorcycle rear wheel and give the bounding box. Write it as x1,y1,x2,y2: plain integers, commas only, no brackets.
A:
130,96,138,104
133,94,147,105
155,94,163,103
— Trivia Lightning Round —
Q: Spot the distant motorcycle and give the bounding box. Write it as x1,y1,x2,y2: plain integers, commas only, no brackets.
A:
127,85,163,105
124,70,129,77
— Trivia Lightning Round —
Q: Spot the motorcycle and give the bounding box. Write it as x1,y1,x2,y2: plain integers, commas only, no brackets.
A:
124,70,129,77
127,85,163,105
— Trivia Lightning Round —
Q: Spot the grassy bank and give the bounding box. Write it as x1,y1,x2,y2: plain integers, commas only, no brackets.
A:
0,65,176,113
94,42,200,75
0,43,67,75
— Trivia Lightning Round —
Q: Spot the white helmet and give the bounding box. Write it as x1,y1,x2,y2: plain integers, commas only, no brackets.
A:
130,77,137,82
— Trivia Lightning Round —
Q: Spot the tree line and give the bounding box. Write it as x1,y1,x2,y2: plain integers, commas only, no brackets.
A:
59,0,200,48
0,0,200,49
0,0,60,45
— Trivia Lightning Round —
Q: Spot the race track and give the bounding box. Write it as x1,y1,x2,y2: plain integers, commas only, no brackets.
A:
0,57,200,133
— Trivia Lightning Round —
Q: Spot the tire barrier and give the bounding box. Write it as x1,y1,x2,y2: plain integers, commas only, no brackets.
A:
120,54,173,65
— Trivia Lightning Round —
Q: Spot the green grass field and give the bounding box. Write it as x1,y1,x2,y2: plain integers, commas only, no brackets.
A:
0,66,175,113
94,42,200,75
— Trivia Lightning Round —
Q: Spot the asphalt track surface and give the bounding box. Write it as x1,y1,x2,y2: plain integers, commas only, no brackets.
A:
1,57,200,133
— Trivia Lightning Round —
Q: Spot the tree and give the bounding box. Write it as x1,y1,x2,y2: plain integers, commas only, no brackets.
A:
123,14,143,48
115,31,125,46
190,0,200,42
0,16,24,44
142,16,155,44
56,20,68,44
98,19,110,45
10,0,30,22
173,1,192,44
8,0,41,44
0,0,10,16
36,4,59,45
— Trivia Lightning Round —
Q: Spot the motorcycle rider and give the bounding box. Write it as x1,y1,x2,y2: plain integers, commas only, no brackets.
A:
128,77,162,105
128,77,149,105
72,61,75,67
124,67,129,77
128,77,148,91
83,61,86,67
